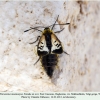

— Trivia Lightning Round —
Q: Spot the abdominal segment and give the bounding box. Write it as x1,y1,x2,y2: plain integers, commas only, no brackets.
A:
41,54,58,78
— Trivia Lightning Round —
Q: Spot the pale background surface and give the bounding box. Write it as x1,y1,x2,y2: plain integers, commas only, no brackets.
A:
0,1,100,92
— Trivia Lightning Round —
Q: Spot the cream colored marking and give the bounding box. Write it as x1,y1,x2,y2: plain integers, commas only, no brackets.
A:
38,35,49,52
51,33,62,52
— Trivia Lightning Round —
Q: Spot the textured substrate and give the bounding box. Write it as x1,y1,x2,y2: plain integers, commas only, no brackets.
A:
0,1,100,92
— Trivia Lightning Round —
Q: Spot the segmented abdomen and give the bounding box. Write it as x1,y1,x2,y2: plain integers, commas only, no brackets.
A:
41,54,58,78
